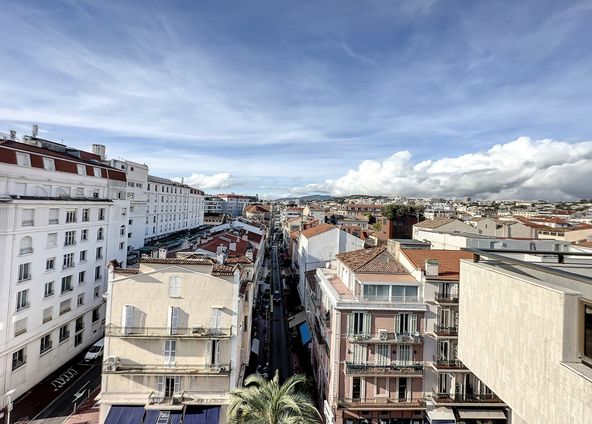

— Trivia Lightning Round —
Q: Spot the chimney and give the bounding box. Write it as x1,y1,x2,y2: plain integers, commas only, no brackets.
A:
229,242,237,252
9,130,17,141
32,124,39,137
424,259,440,277
245,247,253,261
92,144,106,160
158,248,167,259
216,245,227,264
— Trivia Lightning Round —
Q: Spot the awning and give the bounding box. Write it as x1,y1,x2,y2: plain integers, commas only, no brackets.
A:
104,406,145,424
427,407,456,424
184,406,221,424
251,338,260,355
299,322,312,345
457,409,507,420
144,410,182,424
288,311,307,328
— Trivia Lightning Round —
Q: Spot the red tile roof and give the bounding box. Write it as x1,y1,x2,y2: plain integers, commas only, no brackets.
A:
300,223,336,239
337,246,407,274
401,249,473,281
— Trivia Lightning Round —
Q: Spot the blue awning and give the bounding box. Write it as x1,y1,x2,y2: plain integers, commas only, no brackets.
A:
299,322,312,345
183,406,221,424
144,410,181,424
104,406,145,424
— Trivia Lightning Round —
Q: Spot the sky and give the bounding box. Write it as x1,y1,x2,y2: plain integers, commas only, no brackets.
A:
1,0,592,200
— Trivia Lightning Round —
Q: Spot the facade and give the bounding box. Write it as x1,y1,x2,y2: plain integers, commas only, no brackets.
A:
412,219,478,240
0,136,129,408
99,257,254,423
458,250,592,424
243,204,271,222
217,194,252,218
145,176,205,243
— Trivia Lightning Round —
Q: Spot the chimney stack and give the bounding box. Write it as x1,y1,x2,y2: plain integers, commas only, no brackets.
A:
92,144,106,160
32,124,39,137
158,248,167,259
9,130,16,141
424,259,440,277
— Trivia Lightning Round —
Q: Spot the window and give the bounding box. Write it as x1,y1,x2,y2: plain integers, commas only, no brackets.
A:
121,207,127,216
76,164,86,175
157,376,180,398
93,167,101,178
98,208,105,220
398,378,408,401
168,306,180,335
119,241,125,250
44,281,54,298
59,299,72,315
75,187,84,197
96,246,103,260
352,377,361,400
97,227,104,240
347,312,369,335
211,308,221,332
80,250,87,262
40,334,52,354
12,348,26,370
22,209,34,226
64,231,76,246
16,152,31,167
81,229,88,241
93,190,99,199
164,340,176,366
59,324,70,342
77,293,84,307
61,275,73,294
18,263,31,282
43,158,55,171
74,332,83,347
169,276,181,298
92,307,100,323
49,208,59,225
584,304,592,364
66,210,77,223
82,208,89,221
95,266,102,281
63,253,74,269
14,318,27,336
376,344,390,366
398,345,412,364
16,289,29,311
120,225,125,236
94,286,100,299
45,257,55,271
75,316,84,333
395,313,417,335
47,232,57,247
19,236,33,255
78,271,85,284
208,340,220,366
43,306,53,323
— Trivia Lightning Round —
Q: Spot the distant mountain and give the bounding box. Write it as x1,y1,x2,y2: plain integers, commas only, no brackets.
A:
275,194,333,202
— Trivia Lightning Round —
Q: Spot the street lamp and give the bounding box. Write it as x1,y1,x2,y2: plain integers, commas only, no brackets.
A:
3,389,15,424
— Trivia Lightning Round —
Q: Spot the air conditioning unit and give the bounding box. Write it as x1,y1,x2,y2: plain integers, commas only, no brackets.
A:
106,355,119,365
378,329,388,341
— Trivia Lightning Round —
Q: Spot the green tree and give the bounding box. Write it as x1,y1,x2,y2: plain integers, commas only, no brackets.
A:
382,203,424,220
227,372,320,424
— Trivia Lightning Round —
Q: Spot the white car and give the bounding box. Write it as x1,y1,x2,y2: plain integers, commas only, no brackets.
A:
84,338,104,361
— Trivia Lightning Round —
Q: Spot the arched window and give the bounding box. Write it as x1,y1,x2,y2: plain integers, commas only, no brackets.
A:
19,236,33,255
97,227,104,241
120,225,125,236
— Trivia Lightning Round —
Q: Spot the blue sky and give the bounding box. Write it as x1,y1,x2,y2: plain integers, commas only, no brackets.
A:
2,0,592,199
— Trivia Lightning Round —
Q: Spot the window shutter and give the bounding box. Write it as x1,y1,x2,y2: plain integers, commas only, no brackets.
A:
347,314,354,335
410,314,417,334
214,340,220,366
157,376,164,394
205,341,212,365
363,314,371,334
122,305,134,335
395,314,401,334
173,376,181,395
168,306,179,335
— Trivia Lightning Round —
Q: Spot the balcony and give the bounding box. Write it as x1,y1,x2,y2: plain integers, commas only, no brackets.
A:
103,361,231,375
347,332,422,344
432,390,504,405
105,325,232,338
433,324,458,337
360,295,423,304
434,293,459,304
432,356,467,370
338,398,425,410
346,361,424,377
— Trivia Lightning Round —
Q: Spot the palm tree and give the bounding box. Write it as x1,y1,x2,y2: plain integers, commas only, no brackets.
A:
227,371,321,424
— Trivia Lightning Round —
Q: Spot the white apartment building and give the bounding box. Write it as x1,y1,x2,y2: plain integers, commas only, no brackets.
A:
145,176,205,243
99,256,254,423
0,135,129,408
217,194,252,218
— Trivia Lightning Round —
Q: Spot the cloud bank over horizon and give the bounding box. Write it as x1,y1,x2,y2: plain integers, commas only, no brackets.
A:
289,137,592,200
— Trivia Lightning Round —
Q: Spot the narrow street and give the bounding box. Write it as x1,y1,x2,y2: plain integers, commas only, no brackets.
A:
269,244,292,381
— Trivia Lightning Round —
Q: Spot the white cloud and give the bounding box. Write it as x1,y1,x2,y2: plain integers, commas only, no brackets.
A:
293,137,592,200
173,173,234,191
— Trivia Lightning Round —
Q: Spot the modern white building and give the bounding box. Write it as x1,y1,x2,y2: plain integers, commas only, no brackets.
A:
145,176,205,243
217,194,252,218
0,135,129,409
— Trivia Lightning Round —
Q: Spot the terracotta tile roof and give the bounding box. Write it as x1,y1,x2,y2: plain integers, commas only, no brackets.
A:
290,230,301,240
336,246,407,274
413,217,456,229
401,249,473,281
139,257,215,265
211,263,237,276
244,204,270,213
300,223,336,239
575,240,592,248
113,268,140,274
225,255,253,265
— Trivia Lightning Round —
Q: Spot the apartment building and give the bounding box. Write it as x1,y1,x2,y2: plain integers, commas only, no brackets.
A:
145,176,205,243
306,246,428,424
0,135,129,409
217,193,252,218
458,249,592,424
99,256,254,423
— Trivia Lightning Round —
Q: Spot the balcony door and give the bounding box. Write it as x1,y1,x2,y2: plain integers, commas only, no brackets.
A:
437,340,449,361
397,345,411,365
157,376,180,398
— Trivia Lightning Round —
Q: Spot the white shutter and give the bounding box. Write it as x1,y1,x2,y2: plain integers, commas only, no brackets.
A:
363,314,371,335
347,313,354,334
211,308,221,331
395,314,401,334
122,305,134,335
157,376,164,395
168,306,179,335
410,314,417,334
205,340,212,365
173,376,181,395
214,340,220,366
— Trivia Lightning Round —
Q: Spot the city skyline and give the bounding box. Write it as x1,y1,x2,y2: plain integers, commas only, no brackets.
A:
1,0,592,199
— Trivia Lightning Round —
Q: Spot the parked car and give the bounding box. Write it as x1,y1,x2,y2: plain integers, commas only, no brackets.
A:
84,338,104,362
273,290,281,303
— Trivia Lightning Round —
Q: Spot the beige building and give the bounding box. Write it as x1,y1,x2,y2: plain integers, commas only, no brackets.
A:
459,249,592,424
98,256,254,423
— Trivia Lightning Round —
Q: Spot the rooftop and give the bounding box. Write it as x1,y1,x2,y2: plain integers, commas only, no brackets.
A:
401,249,473,281
413,217,457,229
336,246,408,274
300,223,336,239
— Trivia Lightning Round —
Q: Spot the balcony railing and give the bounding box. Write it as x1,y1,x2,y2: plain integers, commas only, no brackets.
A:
433,324,458,336
103,361,231,375
434,293,459,303
347,332,422,344
338,398,425,409
148,391,187,405
360,295,423,304
432,356,466,369
432,390,503,404
105,325,232,338
346,361,424,376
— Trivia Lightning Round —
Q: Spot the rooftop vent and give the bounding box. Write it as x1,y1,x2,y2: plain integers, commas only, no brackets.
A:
424,259,440,277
